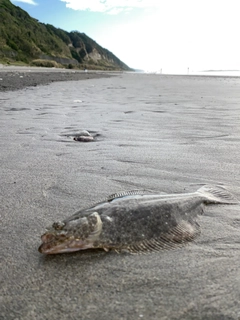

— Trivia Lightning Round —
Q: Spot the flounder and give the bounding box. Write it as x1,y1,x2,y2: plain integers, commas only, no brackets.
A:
39,185,239,254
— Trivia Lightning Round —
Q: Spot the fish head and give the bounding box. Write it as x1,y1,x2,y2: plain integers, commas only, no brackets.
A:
38,211,102,254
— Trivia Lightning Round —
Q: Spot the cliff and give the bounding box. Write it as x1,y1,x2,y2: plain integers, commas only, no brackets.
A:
0,0,131,70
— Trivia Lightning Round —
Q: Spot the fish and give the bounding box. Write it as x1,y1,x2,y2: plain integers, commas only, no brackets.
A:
38,185,239,254
73,130,94,142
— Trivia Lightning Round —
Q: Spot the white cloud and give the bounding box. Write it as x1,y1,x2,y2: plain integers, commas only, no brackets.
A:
12,0,38,5
60,0,160,14
61,0,240,18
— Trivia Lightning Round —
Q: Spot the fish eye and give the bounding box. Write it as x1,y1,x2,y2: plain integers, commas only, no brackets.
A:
52,221,65,230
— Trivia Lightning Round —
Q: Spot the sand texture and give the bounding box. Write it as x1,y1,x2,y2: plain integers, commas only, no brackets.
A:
1,73,240,320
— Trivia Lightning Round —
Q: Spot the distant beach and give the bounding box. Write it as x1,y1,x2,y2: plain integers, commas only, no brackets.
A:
1,71,240,320
1,65,240,93
0,66,115,92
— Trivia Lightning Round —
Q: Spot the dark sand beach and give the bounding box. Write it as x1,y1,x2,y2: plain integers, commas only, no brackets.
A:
1,70,240,319
0,66,113,92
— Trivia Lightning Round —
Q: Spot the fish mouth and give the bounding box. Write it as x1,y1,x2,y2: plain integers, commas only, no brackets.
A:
38,233,94,254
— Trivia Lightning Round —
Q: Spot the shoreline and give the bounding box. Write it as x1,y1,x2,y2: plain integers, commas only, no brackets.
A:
1,64,240,93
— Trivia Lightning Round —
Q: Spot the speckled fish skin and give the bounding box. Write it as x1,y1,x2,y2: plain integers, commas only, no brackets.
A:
38,185,239,254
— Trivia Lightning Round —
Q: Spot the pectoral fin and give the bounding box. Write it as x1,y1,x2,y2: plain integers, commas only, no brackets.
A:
87,212,103,241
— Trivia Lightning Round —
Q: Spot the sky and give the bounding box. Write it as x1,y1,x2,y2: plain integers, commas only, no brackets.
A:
10,0,240,73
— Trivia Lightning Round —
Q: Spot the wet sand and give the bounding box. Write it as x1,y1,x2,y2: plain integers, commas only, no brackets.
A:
1,72,240,320
0,66,114,92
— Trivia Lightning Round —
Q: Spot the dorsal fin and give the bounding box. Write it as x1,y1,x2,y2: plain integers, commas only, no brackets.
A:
107,189,154,202
65,190,155,221
117,219,200,254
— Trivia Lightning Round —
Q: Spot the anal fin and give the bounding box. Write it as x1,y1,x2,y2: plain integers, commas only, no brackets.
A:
121,220,200,254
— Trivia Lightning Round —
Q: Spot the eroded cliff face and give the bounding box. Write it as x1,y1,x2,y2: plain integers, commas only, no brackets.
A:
87,48,102,61
87,49,115,65
66,38,126,70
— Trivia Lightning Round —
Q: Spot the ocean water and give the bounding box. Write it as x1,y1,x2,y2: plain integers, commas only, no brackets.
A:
190,70,240,77
141,70,240,77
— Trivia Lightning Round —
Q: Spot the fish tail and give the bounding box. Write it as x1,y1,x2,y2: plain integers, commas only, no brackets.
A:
197,185,239,204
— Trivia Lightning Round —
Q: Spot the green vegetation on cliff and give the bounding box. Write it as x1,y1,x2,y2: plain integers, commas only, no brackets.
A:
0,0,131,70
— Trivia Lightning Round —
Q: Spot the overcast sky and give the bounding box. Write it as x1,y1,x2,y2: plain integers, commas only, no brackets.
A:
11,0,240,72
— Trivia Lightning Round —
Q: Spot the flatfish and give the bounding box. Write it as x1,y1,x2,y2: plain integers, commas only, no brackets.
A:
39,185,239,254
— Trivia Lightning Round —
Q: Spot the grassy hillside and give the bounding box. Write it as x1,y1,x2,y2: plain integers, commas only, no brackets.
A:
0,0,131,70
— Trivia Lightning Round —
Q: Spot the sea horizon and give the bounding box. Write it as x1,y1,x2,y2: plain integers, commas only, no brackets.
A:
133,69,240,77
